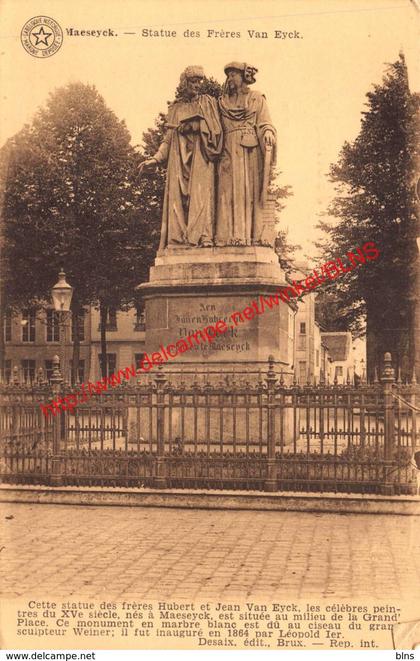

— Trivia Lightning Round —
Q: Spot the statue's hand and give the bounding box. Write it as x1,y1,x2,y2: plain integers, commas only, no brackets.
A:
264,131,275,148
178,120,200,135
189,119,200,132
138,158,157,176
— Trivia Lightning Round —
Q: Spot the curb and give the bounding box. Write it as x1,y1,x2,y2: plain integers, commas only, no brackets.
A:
0,485,419,515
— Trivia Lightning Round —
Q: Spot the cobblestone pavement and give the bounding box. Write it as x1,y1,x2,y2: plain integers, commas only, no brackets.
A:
1,503,419,601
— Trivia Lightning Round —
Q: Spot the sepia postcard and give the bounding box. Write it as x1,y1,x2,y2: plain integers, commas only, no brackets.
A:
0,0,419,655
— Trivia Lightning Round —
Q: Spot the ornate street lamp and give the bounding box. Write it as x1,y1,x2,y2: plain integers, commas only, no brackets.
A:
360,358,366,384
51,269,73,383
51,269,73,312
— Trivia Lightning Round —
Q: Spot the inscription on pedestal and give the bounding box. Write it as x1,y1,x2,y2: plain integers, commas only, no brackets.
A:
141,248,292,368
144,296,258,360
173,299,252,357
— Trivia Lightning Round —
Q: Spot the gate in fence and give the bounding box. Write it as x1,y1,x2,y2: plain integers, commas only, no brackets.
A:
0,353,418,495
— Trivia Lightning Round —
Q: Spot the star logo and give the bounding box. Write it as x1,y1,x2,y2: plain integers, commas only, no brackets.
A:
31,26,52,47
21,16,63,58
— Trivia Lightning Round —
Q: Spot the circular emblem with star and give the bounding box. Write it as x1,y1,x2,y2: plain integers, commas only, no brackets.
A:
21,16,63,58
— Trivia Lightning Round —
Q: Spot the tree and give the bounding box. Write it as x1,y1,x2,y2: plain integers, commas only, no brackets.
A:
271,172,296,275
1,82,149,379
316,54,420,379
0,141,14,377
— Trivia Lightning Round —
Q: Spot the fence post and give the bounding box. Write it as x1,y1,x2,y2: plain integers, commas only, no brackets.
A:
11,401,19,445
381,351,395,495
50,355,64,487
265,355,277,492
154,366,167,489
410,368,417,452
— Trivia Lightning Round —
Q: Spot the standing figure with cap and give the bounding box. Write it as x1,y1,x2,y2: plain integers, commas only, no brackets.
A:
215,62,276,247
139,66,223,249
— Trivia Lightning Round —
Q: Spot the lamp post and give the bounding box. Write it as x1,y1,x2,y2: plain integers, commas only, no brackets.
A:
51,269,73,384
360,358,366,383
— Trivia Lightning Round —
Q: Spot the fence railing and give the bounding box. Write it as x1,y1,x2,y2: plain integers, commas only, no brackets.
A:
0,353,418,495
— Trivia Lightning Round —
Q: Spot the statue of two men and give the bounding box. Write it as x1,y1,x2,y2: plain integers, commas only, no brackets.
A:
139,62,276,249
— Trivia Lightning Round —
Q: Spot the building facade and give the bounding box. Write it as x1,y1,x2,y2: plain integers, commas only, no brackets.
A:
321,331,355,384
88,306,145,380
3,307,91,383
291,262,328,384
2,306,146,383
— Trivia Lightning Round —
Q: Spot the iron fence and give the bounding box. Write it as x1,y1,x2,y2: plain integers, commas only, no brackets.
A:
0,353,418,494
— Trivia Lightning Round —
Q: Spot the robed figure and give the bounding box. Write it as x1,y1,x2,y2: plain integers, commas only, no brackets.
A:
139,66,223,249
215,62,276,247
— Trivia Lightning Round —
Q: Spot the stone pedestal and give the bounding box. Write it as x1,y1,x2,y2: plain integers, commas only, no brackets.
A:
137,246,295,376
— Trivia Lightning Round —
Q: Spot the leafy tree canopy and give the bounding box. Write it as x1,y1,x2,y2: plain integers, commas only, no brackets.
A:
2,82,148,313
315,54,419,373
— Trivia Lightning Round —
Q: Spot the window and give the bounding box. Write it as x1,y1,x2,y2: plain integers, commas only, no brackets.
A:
46,310,60,342
134,353,145,370
107,309,117,330
70,359,85,383
98,353,116,375
45,360,54,383
22,310,36,342
98,308,117,331
335,366,343,378
4,311,11,342
134,306,146,332
71,311,85,342
21,359,36,383
298,361,307,383
300,322,306,334
297,335,306,351
4,359,11,383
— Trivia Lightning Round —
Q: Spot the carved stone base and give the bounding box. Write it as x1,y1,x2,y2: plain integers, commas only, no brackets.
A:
137,246,294,375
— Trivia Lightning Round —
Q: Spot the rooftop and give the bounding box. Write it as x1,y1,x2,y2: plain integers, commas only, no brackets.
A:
321,332,352,362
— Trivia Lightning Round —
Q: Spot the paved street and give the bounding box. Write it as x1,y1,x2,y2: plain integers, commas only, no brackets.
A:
1,503,419,601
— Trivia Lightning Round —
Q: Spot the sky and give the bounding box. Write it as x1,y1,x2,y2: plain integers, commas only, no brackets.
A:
0,0,419,259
